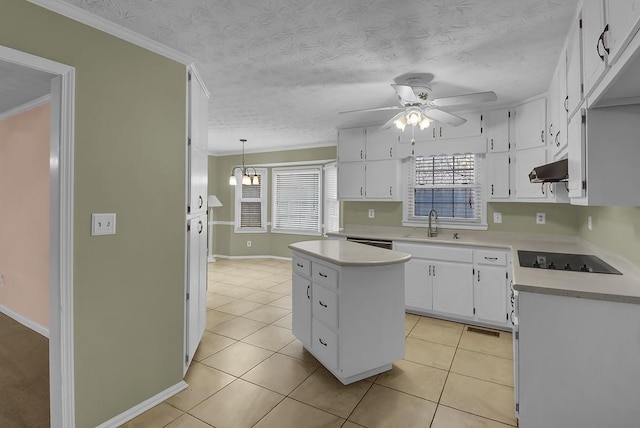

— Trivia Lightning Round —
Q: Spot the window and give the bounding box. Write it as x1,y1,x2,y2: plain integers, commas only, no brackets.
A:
323,163,339,234
235,168,267,232
272,167,322,235
405,154,484,225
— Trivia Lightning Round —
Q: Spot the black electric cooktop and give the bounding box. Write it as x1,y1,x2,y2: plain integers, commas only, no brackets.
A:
517,250,622,274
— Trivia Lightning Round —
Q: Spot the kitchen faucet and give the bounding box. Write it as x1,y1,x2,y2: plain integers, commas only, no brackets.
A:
427,208,438,237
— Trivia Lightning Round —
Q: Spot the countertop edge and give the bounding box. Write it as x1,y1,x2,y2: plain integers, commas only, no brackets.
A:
289,241,411,267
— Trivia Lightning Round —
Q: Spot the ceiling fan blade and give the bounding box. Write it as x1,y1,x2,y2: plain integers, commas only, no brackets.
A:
339,106,402,114
425,109,467,127
379,112,406,130
391,84,419,103
431,91,497,107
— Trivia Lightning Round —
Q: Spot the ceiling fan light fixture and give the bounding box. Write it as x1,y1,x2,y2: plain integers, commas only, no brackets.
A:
418,114,432,130
394,116,407,130
406,107,422,126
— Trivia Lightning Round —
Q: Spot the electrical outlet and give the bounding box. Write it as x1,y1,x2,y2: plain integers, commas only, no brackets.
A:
92,213,116,236
247,240,252,247
368,209,375,219
536,212,546,225
588,215,593,231
493,212,503,224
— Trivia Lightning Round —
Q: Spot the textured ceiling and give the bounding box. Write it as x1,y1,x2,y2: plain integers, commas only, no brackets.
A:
0,60,53,114
60,0,579,154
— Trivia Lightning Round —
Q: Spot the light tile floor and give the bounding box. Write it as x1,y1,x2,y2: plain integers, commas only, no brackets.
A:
123,258,517,428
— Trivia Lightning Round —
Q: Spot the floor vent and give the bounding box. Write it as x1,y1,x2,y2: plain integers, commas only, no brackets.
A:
467,326,500,337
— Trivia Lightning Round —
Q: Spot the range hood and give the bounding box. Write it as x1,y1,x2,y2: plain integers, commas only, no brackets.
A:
529,158,568,183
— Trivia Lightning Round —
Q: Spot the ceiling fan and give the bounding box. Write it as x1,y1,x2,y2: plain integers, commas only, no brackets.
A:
340,77,497,130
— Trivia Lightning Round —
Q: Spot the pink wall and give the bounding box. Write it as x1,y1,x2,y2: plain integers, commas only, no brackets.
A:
0,102,50,329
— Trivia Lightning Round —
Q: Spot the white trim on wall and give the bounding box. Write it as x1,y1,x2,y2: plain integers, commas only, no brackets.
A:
214,254,292,261
26,0,193,65
0,44,76,428
94,381,188,428
0,304,49,338
0,94,51,121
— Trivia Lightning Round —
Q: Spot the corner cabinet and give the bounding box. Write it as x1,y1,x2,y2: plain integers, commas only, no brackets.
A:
185,67,209,371
290,241,407,384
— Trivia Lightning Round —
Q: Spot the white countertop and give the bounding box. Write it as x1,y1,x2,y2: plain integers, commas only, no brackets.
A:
289,240,411,267
328,227,640,304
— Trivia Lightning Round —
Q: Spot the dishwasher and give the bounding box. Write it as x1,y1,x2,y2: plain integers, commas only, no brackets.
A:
346,237,393,250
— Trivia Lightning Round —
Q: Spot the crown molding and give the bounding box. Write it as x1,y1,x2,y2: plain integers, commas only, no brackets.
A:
27,0,194,65
208,142,337,156
0,94,51,121
188,64,210,99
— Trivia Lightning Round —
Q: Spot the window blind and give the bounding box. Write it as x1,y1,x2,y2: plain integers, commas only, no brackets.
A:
235,168,267,232
406,154,483,223
323,163,339,234
272,167,322,235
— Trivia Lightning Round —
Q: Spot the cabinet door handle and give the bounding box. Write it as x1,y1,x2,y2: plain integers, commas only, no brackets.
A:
477,270,480,281
319,338,328,347
440,127,442,138
360,149,363,159
432,265,436,276
541,130,544,143
319,300,328,308
564,95,569,113
433,128,436,139
555,131,561,147
389,147,393,157
549,124,554,137
484,256,498,261
491,184,494,196
510,310,515,325
198,221,204,234
428,265,432,276
490,138,494,150
198,195,204,209
318,272,328,278
597,25,610,61
296,262,304,268
541,183,546,195
360,187,363,196
389,186,393,196
306,284,310,300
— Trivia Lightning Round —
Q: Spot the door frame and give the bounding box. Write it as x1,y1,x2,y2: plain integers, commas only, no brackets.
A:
0,45,76,428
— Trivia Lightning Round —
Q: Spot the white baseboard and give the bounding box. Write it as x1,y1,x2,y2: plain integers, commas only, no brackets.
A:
213,254,292,261
0,304,49,338
95,381,188,428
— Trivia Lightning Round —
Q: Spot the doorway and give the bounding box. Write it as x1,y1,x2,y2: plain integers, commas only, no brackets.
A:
0,45,75,428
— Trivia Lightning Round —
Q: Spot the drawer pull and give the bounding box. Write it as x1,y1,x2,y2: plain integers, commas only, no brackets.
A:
306,284,310,300
318,272,328,278
484,256,498,261
296,262,304,268
319,338,328,347
319,300,328,308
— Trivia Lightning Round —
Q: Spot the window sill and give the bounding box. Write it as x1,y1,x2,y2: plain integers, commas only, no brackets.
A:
234,228,268,234
271,229,322,237
402,221,488,231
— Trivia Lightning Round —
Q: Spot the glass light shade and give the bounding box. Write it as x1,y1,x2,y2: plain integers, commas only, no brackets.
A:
394,116,407,130
418,115,431,130
407,110,421,125
229,175,237,185
242,174,251,185
251,175,260,185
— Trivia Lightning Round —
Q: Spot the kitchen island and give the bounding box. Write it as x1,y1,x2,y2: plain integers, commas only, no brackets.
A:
289,240,410,384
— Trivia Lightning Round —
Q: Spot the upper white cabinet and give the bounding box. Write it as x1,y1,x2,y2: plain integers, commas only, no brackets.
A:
400,113,484,143
566,20,584,119
548,53,569,158
486,109,510,153
337,127,366,162
514,98,546,151
365,126,398,160
337,162,365,200
487,152,512,200
606,0,640,64
581,0,609,97
188,71,209,216
364,159,401,199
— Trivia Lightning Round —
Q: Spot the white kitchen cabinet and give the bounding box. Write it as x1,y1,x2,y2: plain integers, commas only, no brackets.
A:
487,152,512,200
338,127,366,162
582,0,609,97
290,244,406,384
188,71,209,216
514,146,548,200
516,291,640,428
486,109,511,153
186,215,207,367
568,104,640,205
403,258,433,311
364,159,401,200
438,113,484,140
548,53,569,159
566,20,583,119
365,126,399,160
606,0,640,64
514,98,546,151
337,162,365,199
474,250,509,325
432,261,474,318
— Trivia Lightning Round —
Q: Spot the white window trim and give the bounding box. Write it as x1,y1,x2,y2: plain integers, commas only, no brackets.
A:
234,167,268,233
271,165,323,236
323,162,340,235
402,155,488,230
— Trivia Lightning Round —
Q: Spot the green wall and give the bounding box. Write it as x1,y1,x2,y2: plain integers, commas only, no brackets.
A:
208,146,336,257
0,2,186,426
487,203,579,235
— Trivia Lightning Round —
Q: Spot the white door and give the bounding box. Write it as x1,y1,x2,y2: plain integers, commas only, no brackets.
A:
188,73,208,215
292,273,312,345
566,22,583,118
432,261,474,317
365,126,398,160
337,162,365,199
404,259,433,311
186,218,202,367
515,98,546,150
338,127,366,162
365,159,398,199
486,109,510,153
606,0,640,64
581,0,608,95
475,266,508,324
439,113,483,140
487,152,511,200
197,215,208,337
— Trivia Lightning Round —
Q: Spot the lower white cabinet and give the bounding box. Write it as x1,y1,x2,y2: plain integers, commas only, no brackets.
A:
396,241,511,329
291,251,405,384
186,215,207,368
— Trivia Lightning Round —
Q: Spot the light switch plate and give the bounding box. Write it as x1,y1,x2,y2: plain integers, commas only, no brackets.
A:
536,212,546,225
92,213,116,236
493,212,503,224
588,216,593,230
368,209,375,218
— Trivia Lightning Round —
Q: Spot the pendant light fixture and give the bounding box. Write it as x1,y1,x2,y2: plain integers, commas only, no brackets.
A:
229,139,259,186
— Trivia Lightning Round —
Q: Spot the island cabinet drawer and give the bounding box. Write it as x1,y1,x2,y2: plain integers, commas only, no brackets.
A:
394,242,473,263
313,284,338,330
312,319,338,369
312,263,339,289
474,249,507,266
293,256,311,277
